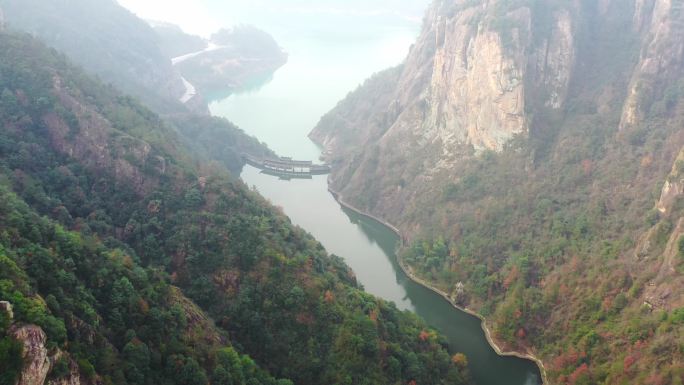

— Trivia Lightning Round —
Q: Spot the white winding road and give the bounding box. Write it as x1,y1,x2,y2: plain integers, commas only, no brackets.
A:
172,43,225,104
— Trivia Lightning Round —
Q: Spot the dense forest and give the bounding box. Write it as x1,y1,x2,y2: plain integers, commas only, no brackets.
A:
0,31,471,385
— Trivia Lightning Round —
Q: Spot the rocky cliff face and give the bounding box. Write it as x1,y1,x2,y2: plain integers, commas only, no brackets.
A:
12,325,51,385
657,150,684,214
311,0,582,217
311,0,683,227
640,148,684,311
10,324,85,385
312,3,684,382
621,0,684,129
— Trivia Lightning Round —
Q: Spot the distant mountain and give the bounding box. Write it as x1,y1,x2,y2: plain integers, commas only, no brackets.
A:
0,0,187,113
150,21,207,59
312,0,684,383
0,0,288,175
171,25,288,97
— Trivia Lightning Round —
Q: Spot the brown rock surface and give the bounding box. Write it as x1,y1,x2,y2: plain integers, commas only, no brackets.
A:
11,325,50,385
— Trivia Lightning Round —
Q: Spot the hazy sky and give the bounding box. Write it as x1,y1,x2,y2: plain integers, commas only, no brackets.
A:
116,0,431,37
117,0,221,36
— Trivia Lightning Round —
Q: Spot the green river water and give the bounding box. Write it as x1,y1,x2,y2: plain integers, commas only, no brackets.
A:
207,3,543,384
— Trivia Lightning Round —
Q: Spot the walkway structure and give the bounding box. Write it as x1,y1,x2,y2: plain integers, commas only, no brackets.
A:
244,154,331,180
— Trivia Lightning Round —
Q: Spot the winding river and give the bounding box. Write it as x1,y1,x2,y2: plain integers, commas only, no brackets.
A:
207,6,543,385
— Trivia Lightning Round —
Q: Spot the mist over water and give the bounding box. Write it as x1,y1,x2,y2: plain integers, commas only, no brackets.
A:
208,0,429,158
207,2,543,385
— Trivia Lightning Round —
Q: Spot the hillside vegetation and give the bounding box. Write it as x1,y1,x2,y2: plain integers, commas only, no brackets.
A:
0,0,190,114
312,1,684,384
0,32,471,385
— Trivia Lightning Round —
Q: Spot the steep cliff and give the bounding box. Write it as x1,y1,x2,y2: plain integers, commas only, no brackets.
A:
313,1,684,384
313,0,682,214
12,326,51,385
639,148,684,311
312,0,584,217
313,0,684,242
621,0,684,129
9,325,85,385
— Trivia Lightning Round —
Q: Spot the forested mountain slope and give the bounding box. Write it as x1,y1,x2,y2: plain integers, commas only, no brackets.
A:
0,0,282,177
0,0,186,114
0,32,471,385
312,0,684,384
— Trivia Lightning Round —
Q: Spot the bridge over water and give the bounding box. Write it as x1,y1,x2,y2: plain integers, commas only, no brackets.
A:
243,154,331,180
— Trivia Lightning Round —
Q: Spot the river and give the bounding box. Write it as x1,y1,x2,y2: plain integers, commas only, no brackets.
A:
207,4,543,384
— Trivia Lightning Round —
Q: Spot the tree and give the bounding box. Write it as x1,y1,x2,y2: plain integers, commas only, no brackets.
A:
123,341,150,385
184,188,204,208
166,355,208,385
0,337,23,385
213,347,245,385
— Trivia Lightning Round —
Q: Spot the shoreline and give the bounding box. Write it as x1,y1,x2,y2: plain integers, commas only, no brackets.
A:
328,186,549,385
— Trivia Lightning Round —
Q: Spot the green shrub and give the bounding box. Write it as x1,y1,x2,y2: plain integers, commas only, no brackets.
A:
78,358,96,380
672,308,684,325
51,357,70,379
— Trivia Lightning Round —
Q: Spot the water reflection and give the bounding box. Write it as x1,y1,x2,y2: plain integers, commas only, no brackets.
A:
241,166,542,385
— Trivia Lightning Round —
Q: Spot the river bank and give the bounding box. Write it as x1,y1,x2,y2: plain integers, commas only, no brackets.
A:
328,186,548,385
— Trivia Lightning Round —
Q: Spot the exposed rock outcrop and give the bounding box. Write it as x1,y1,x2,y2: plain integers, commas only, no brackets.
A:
529,9,574,110
657,150,684,214
311,0,684,238
10,324,85,385
169,286,226,348
620,0,684,129
424,7,527,153
11,325,51,385
310,0,579,224
639,147,684,311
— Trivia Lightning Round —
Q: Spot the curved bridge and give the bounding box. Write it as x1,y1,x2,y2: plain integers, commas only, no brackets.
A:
243,154,331,180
